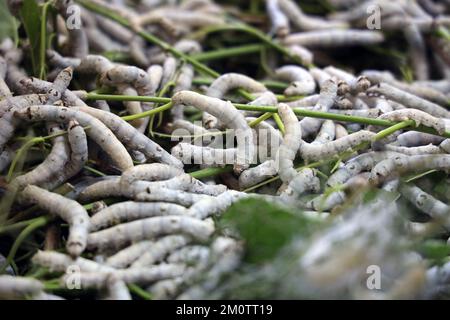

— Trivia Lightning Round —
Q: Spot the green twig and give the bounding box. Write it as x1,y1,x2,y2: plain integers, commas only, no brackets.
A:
192,44,263,61
189,166,233,179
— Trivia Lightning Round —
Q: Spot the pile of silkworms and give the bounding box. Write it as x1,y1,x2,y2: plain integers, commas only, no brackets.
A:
1,0,450,300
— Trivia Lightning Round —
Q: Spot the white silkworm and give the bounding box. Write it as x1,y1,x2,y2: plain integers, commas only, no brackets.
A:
283,30,384,48
275,65,316,96
172,91,254,173
131,235,191,268
15,105,134,171
266,0,290,37
89,201,189,231
306,191,346,211
399,184,450,227
172,64,194,120
135,188,211,207
288,45,314,66
32,250,115,273
440,140,450,153
396,131,444,147
377,109,446,134
370,154,450,185
117,86,144,129
238,160,277,189
278,0,347,31
188,190,247,219
326,151,402,188
404,23,429,81
323,66,371,95
276,103,302,183
301,131,376,162
103,275,132,300
120,163,184,186
167,245,210,265
0,275,43,300
367,83,450,118
281,168,320,201
286,94,320,108
312,120,335,145
0,56,11,98
384,144,443,155
0,147,13,172
87,216,215,251
12,125,69,190
335,123,348,139
105,241,154,268
21,185,90,257
147,64,164,92
309,67,332,87
72,106,183,168
171,143,237,167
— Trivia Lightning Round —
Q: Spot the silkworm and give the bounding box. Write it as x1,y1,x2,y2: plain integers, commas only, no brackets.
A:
32,250,115,273
14,105,134,171
286,94,320,108
378,109,446,134
72,106,182,168
105,241,154,268
283,30,384,48
324,66,371,95
171,143,237,167
440,140,450,153
89,201,189,231
172,91,255,173
300,79,337,138
167,245,210,265
301,130,375,162
266,0,290,37
326,151,402,188
55,0,88,58
395,131,445,147
244,91,278,117
134,188,211,207
367,83,450,118
0,147,13,172
172,64,195,120
0,275,43,299
117,86,144,129
188,190,247,219
370,154,450,185
21,185,90,257
281,168,320,201
103,275,132,300
11,125,68,190
335,123,348,139
306,191,346,211
87,216,215,251
312,120,335,145
278,0,347,31
0,56,11,98
275,65,316,96
120,163,184,187
399,183,450,227
131,235,191,268
238,160,277,189
384,144,443,155
276,103,302,183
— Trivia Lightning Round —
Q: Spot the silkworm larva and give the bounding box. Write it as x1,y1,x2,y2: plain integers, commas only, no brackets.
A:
309,67,332,87
172,91,254,173
75,54,114,75
278,0,348,31
12,125,69,190
95,14,134,44
276,103,302,183
281,168,320,201
399,183,450,226
87,216,215,251
370,155,450,185
367,83,450,118
120,163,184,187
147,64,164,92
384,144,443,156
300,79,337,138
312,120,335,145
32,250,115,273
173,40,202,55
0,275,43,300
47,49,80,69
243,91,278,117
324,66,371,95
440,140,450,153
301,130,376,162
0,147,13,172
134,188,211,207
288,45,314,66
73,106,182,168
282,30,384,48
326,151,402,187
286,94,320,108
265,0,290,37
188,190,247,219
306,191,346,211
106,241,154,268
131,235,191,268
275,65,316,96
0,56,11,98
378,109,446,134
32,292,65,300
117,85,144,129
171,143,237,167
335,123,348,139
396,131,445,147
103,275,132,300
324,108,379,118
21,185,90,257
15,105,133,171
404,22,429,81
55,0,88,58
89,201,189,232
238,160,277,189
172,64,194,120
167,245,210,265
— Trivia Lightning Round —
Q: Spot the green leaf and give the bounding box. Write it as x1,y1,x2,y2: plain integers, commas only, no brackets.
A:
0,0,19,43
220,198,319,264
19,0,42,76
418,240,450,263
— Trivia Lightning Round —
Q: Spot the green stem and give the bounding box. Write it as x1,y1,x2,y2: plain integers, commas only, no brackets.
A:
248,112,273,127
192,44,263,62
0,216,49,236
121,102,173,122
86,93,171,104
273,113,285,135
0,216,49,273
189,166,233,179
373,120,415,141
7,137,45,182
128,284,152,300
39,1,51,79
